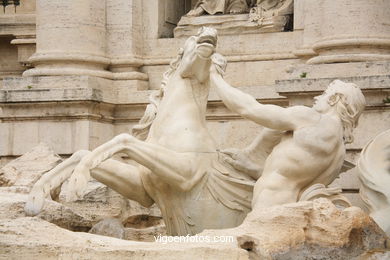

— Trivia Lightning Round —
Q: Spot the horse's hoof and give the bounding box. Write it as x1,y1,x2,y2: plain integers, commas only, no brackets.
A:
65,191,80,202
66,170,88,201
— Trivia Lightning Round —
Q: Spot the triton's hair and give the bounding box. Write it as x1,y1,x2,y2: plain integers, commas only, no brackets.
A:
327,80,366,144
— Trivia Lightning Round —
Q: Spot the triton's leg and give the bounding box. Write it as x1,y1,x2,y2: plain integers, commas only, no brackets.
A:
68,134,206,200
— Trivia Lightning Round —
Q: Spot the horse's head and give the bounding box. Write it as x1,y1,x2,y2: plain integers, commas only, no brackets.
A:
132,28,220,140
178,27,218,83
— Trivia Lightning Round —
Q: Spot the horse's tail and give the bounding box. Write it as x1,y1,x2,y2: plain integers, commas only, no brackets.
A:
25,150,89,216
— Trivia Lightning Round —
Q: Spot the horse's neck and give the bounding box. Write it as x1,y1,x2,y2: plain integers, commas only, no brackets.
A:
147,74,216,152
165,73,210,115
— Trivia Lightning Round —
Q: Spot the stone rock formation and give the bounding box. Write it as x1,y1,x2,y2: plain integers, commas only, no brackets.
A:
0,143,62,189
0,199,388,259
89,218,125,239
201,199,389,259
0,143,165,239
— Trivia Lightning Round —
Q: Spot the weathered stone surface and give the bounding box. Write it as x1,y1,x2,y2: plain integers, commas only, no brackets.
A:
0,190,91,231
89,218,125,239
89,216,167,242
0,187,165,237
358,250,390,260
0,143,61,188
58,180,164,236
0,217,248,260
0,146,165,241
123,215,166,242
201,199,389,259
0,198,387,259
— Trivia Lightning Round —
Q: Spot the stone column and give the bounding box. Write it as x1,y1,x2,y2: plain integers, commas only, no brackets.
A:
23,0,109,77
305,0,390,64
106,0,148,83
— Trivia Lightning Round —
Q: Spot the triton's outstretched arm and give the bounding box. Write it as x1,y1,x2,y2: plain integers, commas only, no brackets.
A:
210,70,318,131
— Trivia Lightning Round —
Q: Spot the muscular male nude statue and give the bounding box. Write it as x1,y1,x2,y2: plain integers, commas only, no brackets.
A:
210,63,366,211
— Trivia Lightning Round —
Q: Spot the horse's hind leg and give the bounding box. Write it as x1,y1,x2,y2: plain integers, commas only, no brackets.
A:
90,160,153,207
68,133,205,199
25,149,153,216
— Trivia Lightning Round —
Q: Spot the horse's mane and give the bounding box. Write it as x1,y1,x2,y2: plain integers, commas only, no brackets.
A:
131,49,184,140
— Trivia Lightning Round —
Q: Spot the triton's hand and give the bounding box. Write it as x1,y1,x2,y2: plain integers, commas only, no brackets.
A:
211,53,227,76
220,148,262,180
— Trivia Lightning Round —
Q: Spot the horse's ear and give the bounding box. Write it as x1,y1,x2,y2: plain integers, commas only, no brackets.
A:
178,48,184,56
197,26,205,35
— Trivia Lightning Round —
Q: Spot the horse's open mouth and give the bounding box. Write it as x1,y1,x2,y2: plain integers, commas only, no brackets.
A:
197,35,217,48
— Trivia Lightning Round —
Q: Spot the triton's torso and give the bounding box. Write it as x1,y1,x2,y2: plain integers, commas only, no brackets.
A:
262,115,345,188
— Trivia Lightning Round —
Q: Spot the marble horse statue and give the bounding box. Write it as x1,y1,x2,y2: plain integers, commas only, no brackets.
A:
25,27,255,236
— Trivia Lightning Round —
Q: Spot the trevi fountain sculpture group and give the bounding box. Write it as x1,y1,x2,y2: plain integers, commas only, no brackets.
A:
24,27,389,243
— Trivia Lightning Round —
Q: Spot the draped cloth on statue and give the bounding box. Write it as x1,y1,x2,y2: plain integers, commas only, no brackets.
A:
194,0,249,15
145,152,255,236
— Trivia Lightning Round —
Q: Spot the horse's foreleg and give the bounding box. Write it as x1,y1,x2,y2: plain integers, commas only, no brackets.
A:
25,150,90,216
67,135,130,199
26,149,153,216
71,133,206,196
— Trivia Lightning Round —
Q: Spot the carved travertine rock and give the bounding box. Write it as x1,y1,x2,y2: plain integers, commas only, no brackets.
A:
25,28,255,236
212,74,366,210
201,199,389,259
89,218,125,239
0,143,62,189
358,129,390,236
0,190,91,231
0,143,164,238
1,199,387,259
0,217,247,260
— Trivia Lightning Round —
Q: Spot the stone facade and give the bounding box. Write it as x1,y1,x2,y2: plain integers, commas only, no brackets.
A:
0,0,389,227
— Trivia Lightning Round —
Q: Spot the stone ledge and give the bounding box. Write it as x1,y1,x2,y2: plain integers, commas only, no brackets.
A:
275,75,390,108
276,75,390,94
174,14,289,38
1,76,150,104
0,14,35,24
0,14,36,36
0,88,103,103
1,76,286,104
